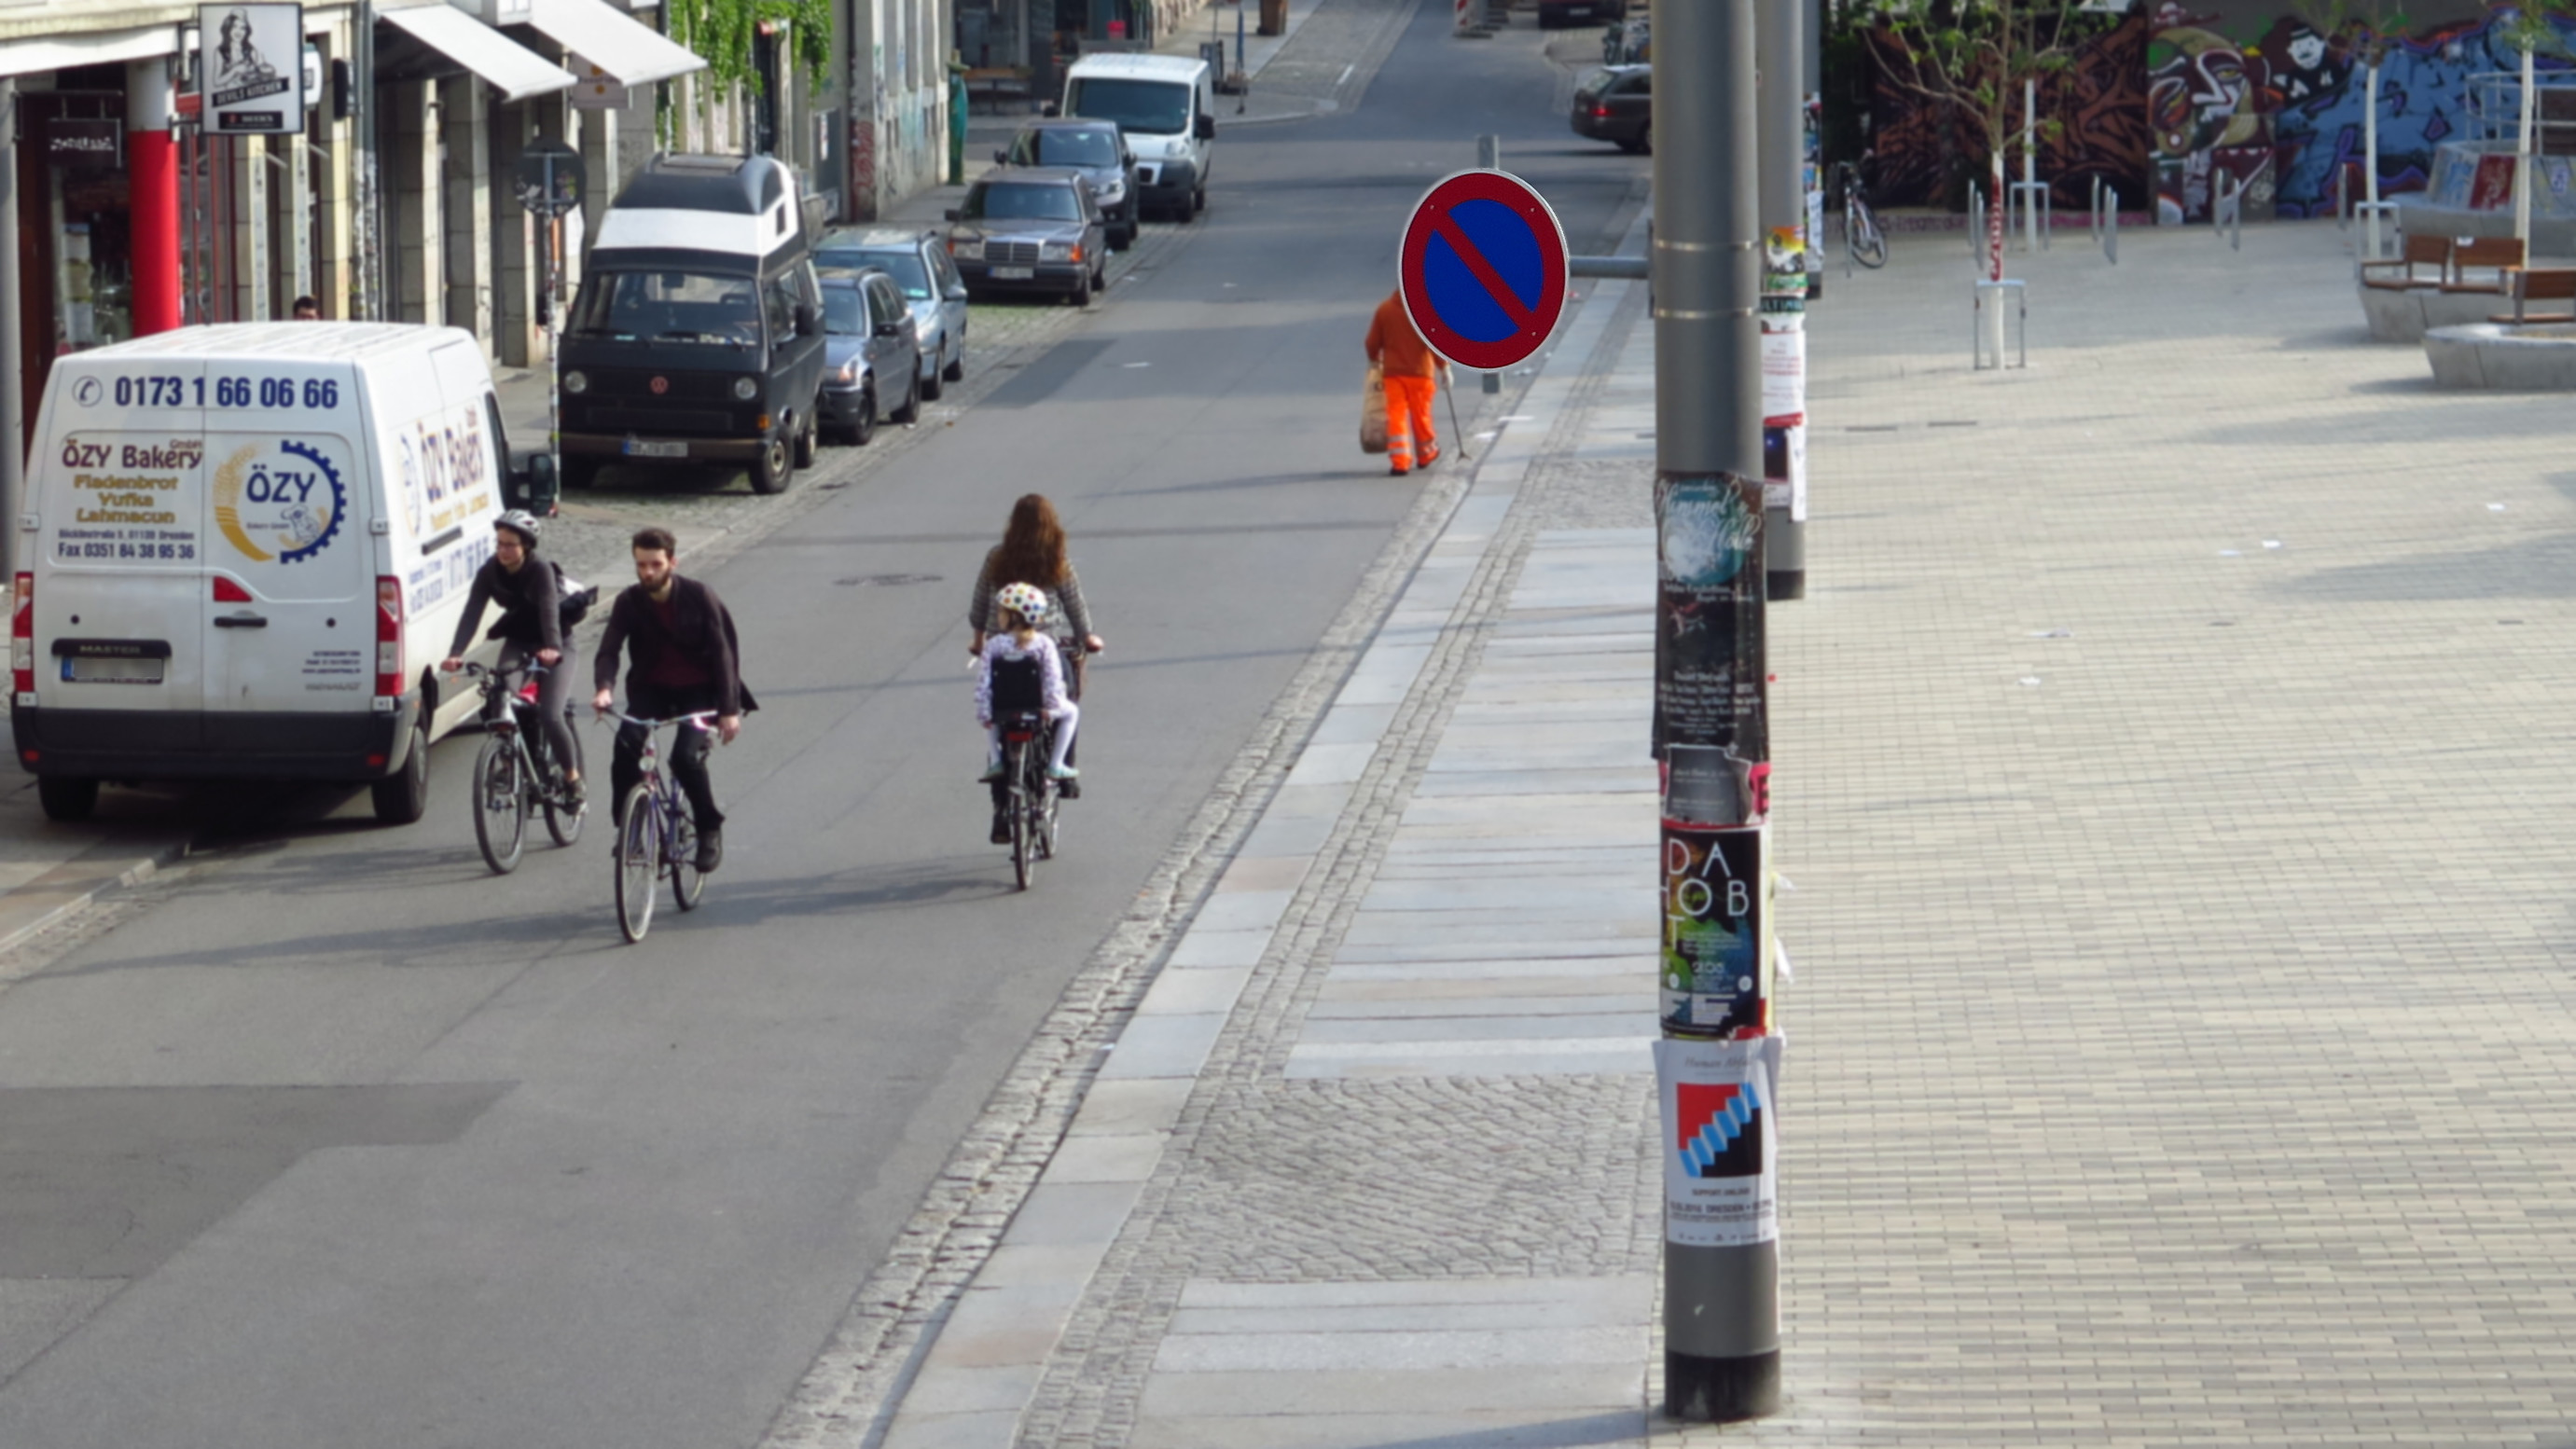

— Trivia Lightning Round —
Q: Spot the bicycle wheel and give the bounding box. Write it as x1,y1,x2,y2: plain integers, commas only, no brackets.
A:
1037,780,1059,862
472,735,527,875
1008,741,1034,890
543,717,587,847
1851,204,1889,269
616,783,659,943
668,799,704,911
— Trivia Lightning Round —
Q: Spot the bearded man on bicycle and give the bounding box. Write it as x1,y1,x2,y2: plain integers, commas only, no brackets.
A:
591,527,754,873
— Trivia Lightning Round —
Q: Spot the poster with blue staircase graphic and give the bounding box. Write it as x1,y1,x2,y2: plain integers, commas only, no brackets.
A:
1656,1037,1782,1249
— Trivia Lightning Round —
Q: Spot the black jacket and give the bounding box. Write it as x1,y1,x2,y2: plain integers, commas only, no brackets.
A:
449,554,562,656
592,574,756,716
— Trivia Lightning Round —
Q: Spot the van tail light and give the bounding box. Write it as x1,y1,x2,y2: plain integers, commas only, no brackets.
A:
374,576,404,701
11,573,32,697
213,576,252,603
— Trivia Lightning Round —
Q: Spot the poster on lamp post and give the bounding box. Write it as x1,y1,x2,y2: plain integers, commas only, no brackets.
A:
199,4,306,134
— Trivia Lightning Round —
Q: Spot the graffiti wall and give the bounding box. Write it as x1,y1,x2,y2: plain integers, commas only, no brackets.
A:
1861,6,2575,220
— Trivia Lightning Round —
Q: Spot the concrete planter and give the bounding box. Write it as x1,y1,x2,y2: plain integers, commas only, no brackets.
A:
2425,323,2576,389
2358,283,2514,342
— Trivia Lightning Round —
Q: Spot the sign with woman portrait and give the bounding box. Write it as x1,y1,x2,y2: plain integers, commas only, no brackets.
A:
199,4,305,134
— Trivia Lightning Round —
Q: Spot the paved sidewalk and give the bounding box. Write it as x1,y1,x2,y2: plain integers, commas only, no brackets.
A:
861,207,2576,1447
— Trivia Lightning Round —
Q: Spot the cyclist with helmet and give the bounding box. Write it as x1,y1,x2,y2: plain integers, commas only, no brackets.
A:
975,582,1078,844
441,510,583,805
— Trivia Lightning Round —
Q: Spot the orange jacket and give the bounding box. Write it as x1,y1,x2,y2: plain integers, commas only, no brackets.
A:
1365,294,1440,379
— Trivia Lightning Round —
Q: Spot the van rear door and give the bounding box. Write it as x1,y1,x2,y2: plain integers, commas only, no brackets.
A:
30,361,211,746
200,364,372,746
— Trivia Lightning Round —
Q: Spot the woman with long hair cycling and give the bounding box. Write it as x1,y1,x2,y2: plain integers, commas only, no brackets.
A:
967,494,1104,801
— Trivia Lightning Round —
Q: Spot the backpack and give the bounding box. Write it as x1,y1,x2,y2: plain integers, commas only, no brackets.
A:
558,573,599,629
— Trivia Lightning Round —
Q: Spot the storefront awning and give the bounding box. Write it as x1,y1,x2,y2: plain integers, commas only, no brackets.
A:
0,23,179,80
523,0,703,88
381,3,575,102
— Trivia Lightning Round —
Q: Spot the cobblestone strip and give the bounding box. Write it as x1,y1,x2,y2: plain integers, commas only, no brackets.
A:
1014,226,1656,1449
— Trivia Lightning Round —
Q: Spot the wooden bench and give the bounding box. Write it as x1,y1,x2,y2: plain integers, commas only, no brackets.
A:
2489,267,2576,324
2439,236,2528,295
2361,233,2450,290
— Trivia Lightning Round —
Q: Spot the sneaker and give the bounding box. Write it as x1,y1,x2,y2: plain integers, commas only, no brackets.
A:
693,825,723,873
1046,764,1079,781
1059,777,1082,800
1418,447,1442,469
977,764,1003,783
990,813,1011,845
1389,465,1410,477
563,777,586,809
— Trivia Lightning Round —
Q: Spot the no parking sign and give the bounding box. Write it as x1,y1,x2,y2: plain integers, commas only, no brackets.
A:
1397,170,1569,371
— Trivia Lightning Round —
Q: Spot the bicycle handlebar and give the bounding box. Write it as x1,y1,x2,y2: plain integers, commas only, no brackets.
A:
601,710,720,729
452,659,555,680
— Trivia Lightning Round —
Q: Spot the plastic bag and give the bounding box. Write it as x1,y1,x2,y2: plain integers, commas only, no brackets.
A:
1360,362,1389,455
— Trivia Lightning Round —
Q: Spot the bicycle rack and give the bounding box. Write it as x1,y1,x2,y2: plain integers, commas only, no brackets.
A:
2008,180,2051,251
1974,280,2028,370
2089,178,2119,265
2213,175,2244,251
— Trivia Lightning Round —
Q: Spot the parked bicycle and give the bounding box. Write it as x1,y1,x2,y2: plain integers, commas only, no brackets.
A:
1832,159,1888,269
605,711,715,941
454,660,586,874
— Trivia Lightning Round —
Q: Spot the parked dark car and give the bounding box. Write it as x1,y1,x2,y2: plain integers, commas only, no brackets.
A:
945,168,1110,306
998,118,1140,249
817,270,922,446
1538,0,1627,25
816,225,971,400
1572,65,1652,153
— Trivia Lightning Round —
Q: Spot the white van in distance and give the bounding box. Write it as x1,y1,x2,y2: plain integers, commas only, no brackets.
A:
13,324,523,823
1058,53,1216,221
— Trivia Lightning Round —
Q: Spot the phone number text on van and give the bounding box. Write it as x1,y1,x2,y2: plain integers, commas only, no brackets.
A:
102,375,342,410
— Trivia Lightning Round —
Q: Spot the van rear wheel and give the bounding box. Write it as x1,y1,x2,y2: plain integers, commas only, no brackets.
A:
373,713,431,824
792,407,819,469
36,776,98,822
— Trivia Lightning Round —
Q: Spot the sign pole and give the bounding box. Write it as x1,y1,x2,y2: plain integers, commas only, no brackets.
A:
1653,0,1781,1422
1755,0,1806,602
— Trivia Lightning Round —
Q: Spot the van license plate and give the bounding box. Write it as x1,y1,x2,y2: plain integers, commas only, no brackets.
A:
623,439,687,459
63,656,164,684
990,267,1036,280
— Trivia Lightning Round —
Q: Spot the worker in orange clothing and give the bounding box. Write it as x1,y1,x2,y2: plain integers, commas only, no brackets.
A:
1365,290,1446,476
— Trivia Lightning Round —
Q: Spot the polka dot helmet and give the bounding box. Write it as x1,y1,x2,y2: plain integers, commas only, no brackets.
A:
996,582,1052,626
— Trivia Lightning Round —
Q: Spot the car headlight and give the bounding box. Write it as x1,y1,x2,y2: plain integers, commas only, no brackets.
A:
731,376,759,401
836,359,860,384
562,370,588,394
950,237,984,260
1098,178,1126,200
1167,138,1191,159
1041,242,1080,262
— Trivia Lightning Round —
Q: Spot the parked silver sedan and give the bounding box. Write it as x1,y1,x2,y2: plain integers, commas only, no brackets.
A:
817,225,971,401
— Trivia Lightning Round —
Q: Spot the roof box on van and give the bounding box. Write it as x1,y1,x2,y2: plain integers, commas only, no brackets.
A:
595,153,806,261
611,153,795,216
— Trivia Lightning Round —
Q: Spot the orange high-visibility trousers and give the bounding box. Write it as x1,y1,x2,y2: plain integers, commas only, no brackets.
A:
1384,373,1437,473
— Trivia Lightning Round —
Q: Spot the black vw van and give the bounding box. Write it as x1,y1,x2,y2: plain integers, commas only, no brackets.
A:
559,154,827,495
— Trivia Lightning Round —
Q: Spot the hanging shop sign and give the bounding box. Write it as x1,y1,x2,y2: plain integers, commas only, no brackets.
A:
44,118,123,169
199,3,307,134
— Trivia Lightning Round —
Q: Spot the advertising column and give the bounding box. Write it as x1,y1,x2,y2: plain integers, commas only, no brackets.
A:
129,59,183,337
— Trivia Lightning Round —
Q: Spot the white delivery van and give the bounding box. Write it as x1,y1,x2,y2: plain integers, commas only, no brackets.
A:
12,324,525,823
1059,53,1215,221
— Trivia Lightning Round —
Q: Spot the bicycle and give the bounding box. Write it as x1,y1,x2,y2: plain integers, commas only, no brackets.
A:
604,711,715,941
996,705,1062,890
1832,159,1888,269
455,659,586,874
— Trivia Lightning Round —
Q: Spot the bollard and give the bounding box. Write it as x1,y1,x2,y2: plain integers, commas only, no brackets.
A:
2105,186,2118,266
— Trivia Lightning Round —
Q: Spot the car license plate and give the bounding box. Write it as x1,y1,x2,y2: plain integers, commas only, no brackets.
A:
62,655,163,684
990,267,1035,280
623,439,687,459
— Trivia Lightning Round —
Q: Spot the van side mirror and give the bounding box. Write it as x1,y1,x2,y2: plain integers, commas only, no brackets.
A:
1194,114,1215,141
993,149,1009,163
944,208,962,223
795,303,821,338
1039,101,1059,117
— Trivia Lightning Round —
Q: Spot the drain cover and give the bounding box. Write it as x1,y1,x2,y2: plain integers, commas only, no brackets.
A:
835,573,943,587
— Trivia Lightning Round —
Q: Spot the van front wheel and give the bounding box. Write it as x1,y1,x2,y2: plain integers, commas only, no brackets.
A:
373,714,431,825
36,776,98,822
751,432,794,495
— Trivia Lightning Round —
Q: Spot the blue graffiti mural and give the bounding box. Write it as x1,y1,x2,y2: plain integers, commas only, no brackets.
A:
2269,11,2576,217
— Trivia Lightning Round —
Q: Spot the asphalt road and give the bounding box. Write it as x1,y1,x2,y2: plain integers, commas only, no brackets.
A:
0,6,1645,1445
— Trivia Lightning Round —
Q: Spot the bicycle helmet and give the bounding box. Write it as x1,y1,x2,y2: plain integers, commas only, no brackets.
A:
496,510,544,548
995,581,1052,626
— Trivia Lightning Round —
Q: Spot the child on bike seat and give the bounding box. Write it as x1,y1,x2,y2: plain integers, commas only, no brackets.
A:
976,582,1080,794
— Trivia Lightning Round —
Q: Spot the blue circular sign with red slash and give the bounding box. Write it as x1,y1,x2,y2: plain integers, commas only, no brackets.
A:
1399,170,1570,372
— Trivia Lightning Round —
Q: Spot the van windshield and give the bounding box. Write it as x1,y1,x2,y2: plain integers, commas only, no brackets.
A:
1067,77,1190,136
568,269,761,346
